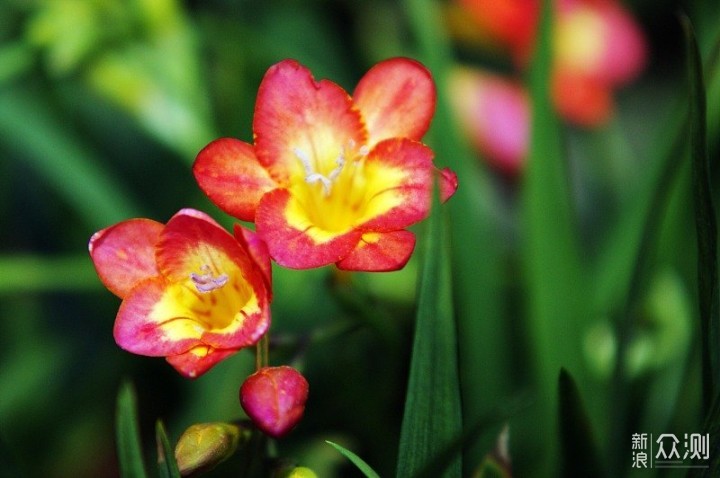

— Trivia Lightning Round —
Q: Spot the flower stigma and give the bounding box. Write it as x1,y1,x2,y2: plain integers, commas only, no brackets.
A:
190,264,229,293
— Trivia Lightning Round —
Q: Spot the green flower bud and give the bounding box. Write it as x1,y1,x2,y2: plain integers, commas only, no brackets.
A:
174,422,249,476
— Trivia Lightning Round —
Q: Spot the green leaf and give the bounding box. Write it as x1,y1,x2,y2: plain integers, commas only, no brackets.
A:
520,0,584,473
400,0,506,472
325,441,381,478
687,395,720,477
683,14,719,413
557,369,603,478
395,195,462,477
155,421,181,478
116,382,148,478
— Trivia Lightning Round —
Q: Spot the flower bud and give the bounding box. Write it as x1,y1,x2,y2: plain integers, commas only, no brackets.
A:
275,466,319,478
174,422,249,476
240,366,309,438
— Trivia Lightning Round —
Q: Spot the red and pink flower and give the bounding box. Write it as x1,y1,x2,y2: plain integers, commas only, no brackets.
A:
194,58,457,272
88,208,272,378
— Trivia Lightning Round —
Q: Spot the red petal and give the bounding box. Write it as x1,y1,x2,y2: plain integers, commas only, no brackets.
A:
234,224,272,296
255,188,362,269
438,167,458,203
89,218,163,298
552,69,612,126
337,231,416,272
166,346,239,379
254,59,366,183
157,210,265,293
357,138,434,232
353,58,436,145
193,138,276,222
240,366,309,438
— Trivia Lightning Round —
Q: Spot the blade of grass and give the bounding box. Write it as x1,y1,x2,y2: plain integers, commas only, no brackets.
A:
683,14,719,414
0,255,101,294
396,193,462,477
558,369,603,478
520,0,585,474
326,441,381,478
400,0,508,472
116,381,148,478
156,421,181,478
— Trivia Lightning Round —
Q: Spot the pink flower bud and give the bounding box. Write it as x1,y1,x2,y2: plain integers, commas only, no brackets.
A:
240,366,309,438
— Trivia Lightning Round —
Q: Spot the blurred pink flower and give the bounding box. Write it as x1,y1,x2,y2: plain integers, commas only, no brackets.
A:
449,68,529,175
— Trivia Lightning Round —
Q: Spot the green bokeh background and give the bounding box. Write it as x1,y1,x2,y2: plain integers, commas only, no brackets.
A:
1,0,719,477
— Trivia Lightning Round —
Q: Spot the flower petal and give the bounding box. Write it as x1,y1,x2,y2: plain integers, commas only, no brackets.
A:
438,167,459,203
552,69,612,126
114,277,203,357
255,188,362,269
166,346,239,379
234,224,272,296
193,138,276,222
353,57,436,145
157,209,264,292
337,231,416,272
356,138,434,232
254,59,366,184
89,218,163,298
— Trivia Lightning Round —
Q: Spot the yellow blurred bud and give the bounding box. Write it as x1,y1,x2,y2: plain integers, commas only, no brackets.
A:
174,422,249,476
275,466,319,478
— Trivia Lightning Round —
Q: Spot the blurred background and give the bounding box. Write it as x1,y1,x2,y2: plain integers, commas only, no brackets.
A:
1,0,719,477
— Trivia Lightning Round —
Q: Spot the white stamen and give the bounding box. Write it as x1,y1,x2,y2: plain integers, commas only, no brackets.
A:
190,265,228,293
293,147,347,197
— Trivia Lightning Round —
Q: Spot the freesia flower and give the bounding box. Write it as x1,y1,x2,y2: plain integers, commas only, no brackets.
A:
457,0,646,125
240,366,309,438
194,58,458,271
449,67,529,175
88,208,271,378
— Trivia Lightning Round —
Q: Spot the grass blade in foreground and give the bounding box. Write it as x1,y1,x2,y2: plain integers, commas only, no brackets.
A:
326,441,381,478
396,196,462,478
116,381,148,478
558,369,603,478
156,421,181,478
683,15,719,413
521,0,584,473
401,0,507,471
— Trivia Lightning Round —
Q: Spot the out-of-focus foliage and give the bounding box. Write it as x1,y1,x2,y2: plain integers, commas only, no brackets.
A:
1,0,719,477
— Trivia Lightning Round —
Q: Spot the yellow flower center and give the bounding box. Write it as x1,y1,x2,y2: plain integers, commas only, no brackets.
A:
185,263,253,331
151,260,259,340
287,141,407,240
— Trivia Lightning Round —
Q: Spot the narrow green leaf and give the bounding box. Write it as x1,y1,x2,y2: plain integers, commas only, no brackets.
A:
520,0,584,473
156,421,181,478
0,255,101,294
325,441,381,478
400,0,507,471
687,394,720,477
396,194,462,477
683,14,719,413
557,369,603,478
116,382,148,478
